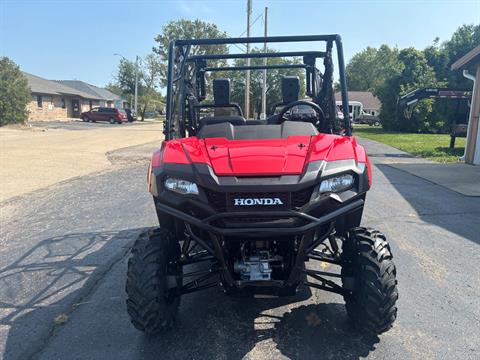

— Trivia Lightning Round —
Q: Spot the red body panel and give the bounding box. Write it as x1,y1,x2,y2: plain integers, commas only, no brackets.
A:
153,134,368,176
204,136,311,176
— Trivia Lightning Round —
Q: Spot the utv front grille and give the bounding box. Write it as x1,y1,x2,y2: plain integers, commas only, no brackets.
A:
291,187,314,209
203,187,313,213
204,189,227,212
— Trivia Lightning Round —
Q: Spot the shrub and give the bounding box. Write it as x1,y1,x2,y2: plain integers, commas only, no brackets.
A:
0,57,31,126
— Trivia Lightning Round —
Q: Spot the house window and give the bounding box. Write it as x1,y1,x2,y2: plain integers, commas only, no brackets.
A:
371,111,375,116
61,98,66,109
37,95,43,108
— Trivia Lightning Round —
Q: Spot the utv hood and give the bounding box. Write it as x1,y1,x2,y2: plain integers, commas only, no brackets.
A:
160,134,366,177
203,136,312,176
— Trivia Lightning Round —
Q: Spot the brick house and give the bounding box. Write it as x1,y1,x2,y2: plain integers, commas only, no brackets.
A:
23,72,126,121
54,80,128,110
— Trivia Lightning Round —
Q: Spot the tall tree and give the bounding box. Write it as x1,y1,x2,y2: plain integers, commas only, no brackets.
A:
114,59,138,96
345,45,402,93
111,54,163,120
345,47,378,91
137,53,163,120
153,19,228,86
425,24,480,89
377,48,440,132
423,24,480,131
0,57,31,126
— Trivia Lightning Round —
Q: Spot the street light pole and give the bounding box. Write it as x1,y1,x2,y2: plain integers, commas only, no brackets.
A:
134,55,139,117
114,53,139,114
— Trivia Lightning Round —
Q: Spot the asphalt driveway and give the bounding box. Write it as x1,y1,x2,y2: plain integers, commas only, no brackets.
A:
1,138,479,360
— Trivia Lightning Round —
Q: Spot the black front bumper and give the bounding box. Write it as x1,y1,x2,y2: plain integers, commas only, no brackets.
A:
155,198,364,237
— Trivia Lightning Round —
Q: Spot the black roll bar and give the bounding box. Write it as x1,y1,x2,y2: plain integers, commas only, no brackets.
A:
165,34,351,138
204,64,307,72
187,51,327,61
175,34,341,46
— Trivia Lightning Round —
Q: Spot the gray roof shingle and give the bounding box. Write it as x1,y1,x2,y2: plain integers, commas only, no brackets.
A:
54,80,122,101
22,72,95,98
335,91,381,110
22,72,124,101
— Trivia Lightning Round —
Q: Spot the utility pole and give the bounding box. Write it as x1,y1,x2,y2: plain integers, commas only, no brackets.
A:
261,6,268,119
244,0,252,119
134,55,139,117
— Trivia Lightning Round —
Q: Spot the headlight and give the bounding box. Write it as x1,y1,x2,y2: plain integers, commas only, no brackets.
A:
318,174,354,194
164,177,199,195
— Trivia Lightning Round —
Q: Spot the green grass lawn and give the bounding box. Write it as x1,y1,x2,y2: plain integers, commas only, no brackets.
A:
353,125,465,162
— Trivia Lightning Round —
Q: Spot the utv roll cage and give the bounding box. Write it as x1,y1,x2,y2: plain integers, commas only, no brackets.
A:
164,34,351,140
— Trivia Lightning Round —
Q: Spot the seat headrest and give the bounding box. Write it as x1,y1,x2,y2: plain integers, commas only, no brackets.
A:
282,76,300,104
213,78,231,106
199,115,246,128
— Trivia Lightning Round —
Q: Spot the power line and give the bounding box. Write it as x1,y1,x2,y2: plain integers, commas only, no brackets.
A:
227,11,264,53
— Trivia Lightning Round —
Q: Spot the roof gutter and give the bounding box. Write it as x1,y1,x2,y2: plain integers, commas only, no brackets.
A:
460,69,476,161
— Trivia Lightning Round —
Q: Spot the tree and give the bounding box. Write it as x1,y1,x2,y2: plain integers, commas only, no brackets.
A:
0,57,31,126
111,54,164,120
345,47,378,91
153,19,228,86
137,53,163,120
425,24,480,89
345,23,479,133
345,45,402,93
377,48,440,132
114,58,138,96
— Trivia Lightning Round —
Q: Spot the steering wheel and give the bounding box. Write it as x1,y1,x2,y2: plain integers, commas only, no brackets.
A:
277,100,326,128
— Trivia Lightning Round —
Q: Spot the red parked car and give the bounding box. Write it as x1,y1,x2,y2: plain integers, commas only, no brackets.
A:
81,107,128,124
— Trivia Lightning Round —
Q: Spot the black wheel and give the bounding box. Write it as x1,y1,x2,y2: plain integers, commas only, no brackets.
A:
126,228,182,334
82,116,88,122
109,117,115,124
341,227,398,335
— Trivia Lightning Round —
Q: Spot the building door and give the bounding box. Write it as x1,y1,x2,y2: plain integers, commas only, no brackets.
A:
71,99,80,118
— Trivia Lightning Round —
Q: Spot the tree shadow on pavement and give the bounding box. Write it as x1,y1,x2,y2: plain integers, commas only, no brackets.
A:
273,303,379,359
3,229,379,360
138,286,378,360
1,228,146,360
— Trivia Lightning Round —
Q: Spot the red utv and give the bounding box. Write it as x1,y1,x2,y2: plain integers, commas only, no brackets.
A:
126,35,398,335
81,107,127,124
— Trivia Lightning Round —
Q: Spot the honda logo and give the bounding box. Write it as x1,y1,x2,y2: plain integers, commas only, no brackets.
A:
233,198,284,206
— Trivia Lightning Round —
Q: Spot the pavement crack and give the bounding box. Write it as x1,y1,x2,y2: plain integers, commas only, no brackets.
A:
368,210,480,221
22,229,144,360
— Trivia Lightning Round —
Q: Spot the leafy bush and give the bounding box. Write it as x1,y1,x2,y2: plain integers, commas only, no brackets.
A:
0,57,31,126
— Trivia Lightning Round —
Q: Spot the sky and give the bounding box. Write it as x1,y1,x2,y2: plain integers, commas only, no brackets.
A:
1,0,479,89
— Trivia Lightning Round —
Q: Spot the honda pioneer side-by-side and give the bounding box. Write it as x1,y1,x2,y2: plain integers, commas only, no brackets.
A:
126,35,398,335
